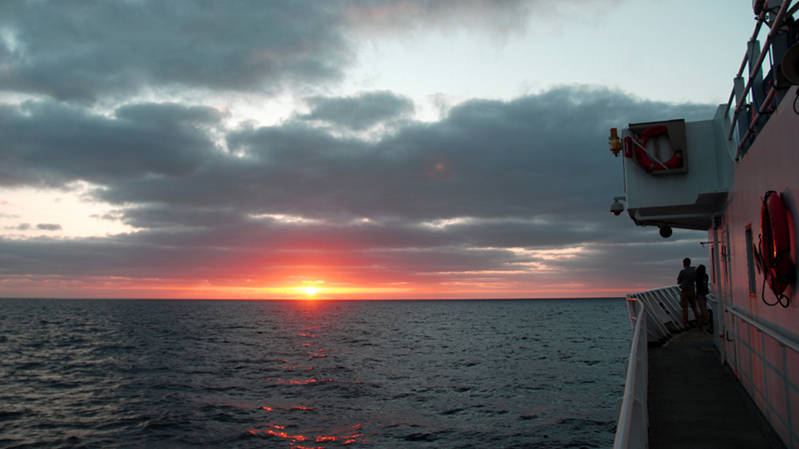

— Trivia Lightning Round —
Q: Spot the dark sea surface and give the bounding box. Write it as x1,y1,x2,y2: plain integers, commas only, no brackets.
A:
0,298,630,449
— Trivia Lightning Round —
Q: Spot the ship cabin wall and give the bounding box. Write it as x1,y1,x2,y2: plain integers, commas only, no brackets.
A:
710,86,799,448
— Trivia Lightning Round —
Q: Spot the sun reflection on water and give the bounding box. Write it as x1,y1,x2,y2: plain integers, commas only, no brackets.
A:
247,422,364,447
246,306,367,448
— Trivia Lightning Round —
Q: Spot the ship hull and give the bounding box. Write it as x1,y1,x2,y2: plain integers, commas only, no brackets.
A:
711,86,799,448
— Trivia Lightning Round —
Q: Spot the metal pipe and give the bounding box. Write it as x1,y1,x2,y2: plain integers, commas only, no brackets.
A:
736,86,778,158
727,305,799,354
726,0,792,140
726,7,768,114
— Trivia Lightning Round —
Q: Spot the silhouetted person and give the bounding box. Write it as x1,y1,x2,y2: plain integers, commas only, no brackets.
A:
695,264,709,330
677,257,698,328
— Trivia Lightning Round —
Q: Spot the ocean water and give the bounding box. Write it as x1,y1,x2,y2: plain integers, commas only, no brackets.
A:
0,298,630,449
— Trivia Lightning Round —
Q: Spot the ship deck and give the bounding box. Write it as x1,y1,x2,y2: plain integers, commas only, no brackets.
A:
647,328,786,449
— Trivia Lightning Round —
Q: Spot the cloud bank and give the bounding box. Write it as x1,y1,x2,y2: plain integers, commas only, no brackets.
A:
0,85,713,298
0,0,713,299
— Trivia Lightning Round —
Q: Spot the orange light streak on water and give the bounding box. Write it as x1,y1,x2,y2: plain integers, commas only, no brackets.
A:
248,420,365,447
267,377,333,385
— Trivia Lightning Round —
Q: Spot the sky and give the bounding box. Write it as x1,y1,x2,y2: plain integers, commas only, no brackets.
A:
0,0,756,299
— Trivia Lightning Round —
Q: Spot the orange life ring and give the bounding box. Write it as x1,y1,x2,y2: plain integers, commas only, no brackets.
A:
759,190,796,306
624,126,683,172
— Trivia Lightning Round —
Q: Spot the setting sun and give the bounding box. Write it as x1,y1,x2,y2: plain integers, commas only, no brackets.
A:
302,286,319,297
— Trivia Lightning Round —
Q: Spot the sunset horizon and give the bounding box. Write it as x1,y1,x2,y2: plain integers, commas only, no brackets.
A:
0,1,749,300
3,2,786,447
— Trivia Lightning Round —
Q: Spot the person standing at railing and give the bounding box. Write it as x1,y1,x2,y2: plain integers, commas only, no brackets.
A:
677,257,699,329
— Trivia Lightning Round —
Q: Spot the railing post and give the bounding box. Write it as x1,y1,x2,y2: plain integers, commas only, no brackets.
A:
748,39,765,113
733,75,749,144
726,0,792,145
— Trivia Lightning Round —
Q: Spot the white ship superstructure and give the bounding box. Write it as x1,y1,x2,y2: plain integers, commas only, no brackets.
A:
612,2,799,447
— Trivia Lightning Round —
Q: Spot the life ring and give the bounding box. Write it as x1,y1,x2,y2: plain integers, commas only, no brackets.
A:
624,126,683,172
759,190,796,306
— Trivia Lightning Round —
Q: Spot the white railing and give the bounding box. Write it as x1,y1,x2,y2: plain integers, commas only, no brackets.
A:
614,297,649,449
627,286,694,342
614,285,715,449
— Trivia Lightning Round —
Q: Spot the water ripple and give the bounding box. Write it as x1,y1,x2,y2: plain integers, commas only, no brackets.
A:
0,298,628,448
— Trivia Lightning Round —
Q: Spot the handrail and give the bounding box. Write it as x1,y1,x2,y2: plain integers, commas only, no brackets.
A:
726,0,793,141
615,287,720,448
726,305,799,354
736,86,777,158
613,298,648,449
725,7,768,114
627,285,694,341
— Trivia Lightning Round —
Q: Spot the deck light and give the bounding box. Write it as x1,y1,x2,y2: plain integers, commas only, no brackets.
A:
609,128,622,156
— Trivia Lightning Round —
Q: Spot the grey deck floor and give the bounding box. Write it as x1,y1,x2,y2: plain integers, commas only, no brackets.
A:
647,329,786,449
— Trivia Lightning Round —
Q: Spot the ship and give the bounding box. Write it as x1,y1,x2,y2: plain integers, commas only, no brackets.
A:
609,1,799,448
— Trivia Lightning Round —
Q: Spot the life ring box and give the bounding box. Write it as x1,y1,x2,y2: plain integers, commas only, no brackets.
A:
626,119,688,176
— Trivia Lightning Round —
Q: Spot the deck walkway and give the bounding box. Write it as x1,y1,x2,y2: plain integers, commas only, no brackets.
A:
648,328,786,449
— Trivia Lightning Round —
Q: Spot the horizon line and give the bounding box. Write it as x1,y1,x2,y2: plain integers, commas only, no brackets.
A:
0,296,624,301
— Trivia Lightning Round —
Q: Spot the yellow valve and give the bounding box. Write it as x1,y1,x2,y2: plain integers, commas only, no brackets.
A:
609,128,622,156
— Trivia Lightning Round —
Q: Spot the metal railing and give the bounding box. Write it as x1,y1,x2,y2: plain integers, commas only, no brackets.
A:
626,285,698,342
614,286,715,449
723,304,799,448
613,297,648,449
727,305,799,353
725,0,795,157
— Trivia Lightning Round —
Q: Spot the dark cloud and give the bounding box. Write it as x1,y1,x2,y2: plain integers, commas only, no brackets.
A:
0,1,347,101
36,223,62,231
0,0,570,103
0,101,223,186
0,86,713,295
97,86,712,222
300,91,414,130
